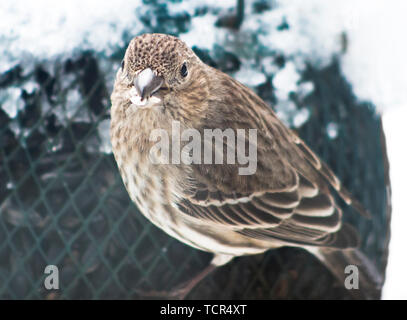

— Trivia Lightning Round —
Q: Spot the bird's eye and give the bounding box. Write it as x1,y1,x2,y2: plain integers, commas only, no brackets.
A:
180,63,188,77
121,60,125,71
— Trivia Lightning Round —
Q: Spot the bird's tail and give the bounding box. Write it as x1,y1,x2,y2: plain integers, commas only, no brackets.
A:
305,246,383,299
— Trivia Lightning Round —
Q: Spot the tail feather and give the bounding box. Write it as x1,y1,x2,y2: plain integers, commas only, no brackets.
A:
334,183,372,218
306,246,383,299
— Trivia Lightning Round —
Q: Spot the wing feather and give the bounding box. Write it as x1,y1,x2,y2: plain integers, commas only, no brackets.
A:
172,72,366,249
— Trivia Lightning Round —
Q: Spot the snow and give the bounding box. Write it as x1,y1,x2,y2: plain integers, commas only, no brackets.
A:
178,14,221,50
272,61,310,127
269,0,407,114
97,119,112,154
326,122,339,140
0,0,143,65
21,80,39,95
255,1,345,66
2,0,406,113
272,61,301,100
0,87,24,118
234,64,267,87
65,90,83,120
297,81,314,99
340,0,407,113
382,109,407,300
293,107,310,128
167,0,236,14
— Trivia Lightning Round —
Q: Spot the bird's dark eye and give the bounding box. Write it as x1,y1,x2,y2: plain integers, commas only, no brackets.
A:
180,63,188,77
121,60,125,71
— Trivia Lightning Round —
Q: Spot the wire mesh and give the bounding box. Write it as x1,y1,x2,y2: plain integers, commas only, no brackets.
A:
0,0,390,299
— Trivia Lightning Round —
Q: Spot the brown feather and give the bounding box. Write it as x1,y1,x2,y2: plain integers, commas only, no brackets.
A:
111,33,371,280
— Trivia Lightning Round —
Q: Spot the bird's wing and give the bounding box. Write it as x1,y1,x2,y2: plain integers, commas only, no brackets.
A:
177,171,359,249
173,70,364,248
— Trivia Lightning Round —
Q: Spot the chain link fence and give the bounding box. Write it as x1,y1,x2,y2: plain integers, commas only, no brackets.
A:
0,0,391,299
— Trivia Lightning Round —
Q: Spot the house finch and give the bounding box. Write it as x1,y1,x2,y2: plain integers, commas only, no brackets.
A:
110,33,382,299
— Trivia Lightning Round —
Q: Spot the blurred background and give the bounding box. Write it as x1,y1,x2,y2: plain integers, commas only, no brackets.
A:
0,0,404,299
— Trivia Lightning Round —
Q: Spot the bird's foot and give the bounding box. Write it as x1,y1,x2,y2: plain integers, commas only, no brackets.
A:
136,282,193,300
135,263,217,300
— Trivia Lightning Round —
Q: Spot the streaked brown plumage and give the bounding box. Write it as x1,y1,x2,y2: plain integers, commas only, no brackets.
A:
110,33,382,299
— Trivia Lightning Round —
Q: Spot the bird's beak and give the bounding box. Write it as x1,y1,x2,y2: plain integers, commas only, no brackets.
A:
134,68,163,101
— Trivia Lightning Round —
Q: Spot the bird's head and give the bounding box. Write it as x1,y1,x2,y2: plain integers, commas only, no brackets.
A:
116,33,209,112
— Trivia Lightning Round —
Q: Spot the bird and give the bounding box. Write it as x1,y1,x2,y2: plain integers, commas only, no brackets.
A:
110,33,383,299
